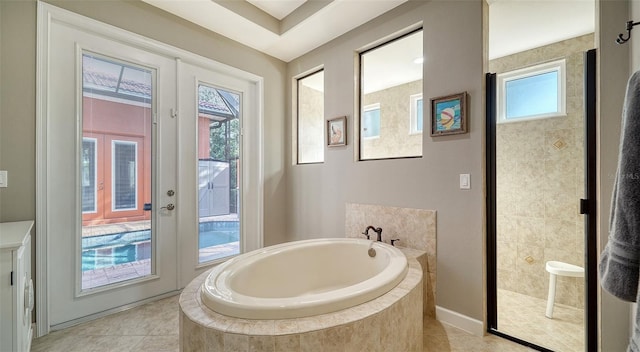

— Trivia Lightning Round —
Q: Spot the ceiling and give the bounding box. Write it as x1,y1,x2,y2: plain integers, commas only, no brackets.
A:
142,0,408,62
142,0,596,63
488,0,595,59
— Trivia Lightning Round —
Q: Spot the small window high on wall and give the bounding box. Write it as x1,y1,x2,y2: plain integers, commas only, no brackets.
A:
497,59,566,123
410,93,423,134
297,70,324,164
359,28,423,160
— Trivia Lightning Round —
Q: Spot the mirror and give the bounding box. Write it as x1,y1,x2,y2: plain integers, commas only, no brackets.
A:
360,29,423,160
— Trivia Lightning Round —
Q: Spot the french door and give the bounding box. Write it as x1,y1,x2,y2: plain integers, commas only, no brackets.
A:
45,17,179,327
176,61,262,287
38,3,263,332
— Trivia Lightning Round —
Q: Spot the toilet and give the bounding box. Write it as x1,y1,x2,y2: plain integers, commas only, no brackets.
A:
545,261,584,318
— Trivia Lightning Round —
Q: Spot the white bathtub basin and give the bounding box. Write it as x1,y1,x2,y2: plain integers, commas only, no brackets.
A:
200,238,408,319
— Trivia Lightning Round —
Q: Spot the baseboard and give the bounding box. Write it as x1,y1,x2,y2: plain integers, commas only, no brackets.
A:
435,305,484,337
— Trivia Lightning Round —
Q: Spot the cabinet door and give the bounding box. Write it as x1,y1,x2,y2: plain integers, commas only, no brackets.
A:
14,245,26,352
20,235,32,351
0,250,13,352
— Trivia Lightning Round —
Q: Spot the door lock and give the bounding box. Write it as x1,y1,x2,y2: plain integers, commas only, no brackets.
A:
167,190,175,197
160,203,175,211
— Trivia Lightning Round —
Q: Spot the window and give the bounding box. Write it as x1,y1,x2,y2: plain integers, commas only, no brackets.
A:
112,140,137,211
497,59,566,123
197,83,241,263
362,103,381,139
81,138,97,213
359,28,423,160
410,94,423,134
297,70,324,164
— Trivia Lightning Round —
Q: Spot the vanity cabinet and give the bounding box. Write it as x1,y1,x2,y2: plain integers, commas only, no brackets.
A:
0,221,34,352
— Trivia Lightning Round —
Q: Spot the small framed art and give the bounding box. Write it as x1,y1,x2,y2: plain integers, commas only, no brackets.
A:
431,92,468,136
327,116,347,147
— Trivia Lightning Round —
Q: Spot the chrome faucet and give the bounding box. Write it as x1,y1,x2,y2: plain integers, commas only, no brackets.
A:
362,226,383,242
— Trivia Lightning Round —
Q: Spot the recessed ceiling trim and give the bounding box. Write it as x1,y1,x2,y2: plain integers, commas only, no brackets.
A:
214,0,280,34
143,0,408,62
247,0,307,20
281,0,333,34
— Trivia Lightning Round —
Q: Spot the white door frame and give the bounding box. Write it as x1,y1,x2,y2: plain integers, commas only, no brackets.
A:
36,2,264,336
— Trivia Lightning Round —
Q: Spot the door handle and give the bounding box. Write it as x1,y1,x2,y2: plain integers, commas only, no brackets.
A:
160,203,175,211
580,199,589,214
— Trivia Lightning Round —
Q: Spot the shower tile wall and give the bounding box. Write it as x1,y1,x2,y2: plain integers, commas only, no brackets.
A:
345,203,436,316
490,34,594,308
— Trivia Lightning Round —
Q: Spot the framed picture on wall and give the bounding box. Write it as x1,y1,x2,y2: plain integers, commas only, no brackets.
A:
431,92,468,136
327,116,347,147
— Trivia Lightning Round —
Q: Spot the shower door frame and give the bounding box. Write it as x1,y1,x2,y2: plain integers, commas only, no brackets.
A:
485,49,598,352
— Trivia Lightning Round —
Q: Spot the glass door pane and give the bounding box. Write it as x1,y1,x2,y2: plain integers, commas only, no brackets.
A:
197,83,241,263
490,39,594,352
80,53,154,290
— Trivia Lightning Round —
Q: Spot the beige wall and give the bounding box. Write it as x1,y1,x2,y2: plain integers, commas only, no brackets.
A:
0,1,36,223
286,0,485,321
491,35,594,308
362,80,422,159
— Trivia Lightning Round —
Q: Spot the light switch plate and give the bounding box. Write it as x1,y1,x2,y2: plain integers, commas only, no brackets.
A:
459,173,470,190
0,170,7,188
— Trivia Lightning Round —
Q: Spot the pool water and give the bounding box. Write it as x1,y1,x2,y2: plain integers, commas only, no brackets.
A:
82,221,239,271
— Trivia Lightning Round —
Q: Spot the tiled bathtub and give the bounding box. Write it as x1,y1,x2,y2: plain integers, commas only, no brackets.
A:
179,257,424,351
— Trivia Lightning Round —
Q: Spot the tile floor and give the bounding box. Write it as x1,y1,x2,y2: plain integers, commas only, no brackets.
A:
32,294,536,352
497,289,584,352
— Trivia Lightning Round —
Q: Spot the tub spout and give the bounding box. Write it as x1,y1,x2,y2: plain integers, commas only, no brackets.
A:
363,226,383,242
367,241,376,257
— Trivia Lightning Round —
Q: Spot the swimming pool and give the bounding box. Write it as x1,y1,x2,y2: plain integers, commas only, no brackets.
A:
82,221,239,271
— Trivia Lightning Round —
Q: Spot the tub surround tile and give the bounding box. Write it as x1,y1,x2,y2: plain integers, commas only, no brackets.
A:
178,257,424,351
346,317,381,352
248,335,276,352
274,334,301,352
295,317,323,332
203,328,224,351
180,314,205,352
273,319,299,334
227,318,275,336
298,330,323,352
223,333,249,352
346,203,436,317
